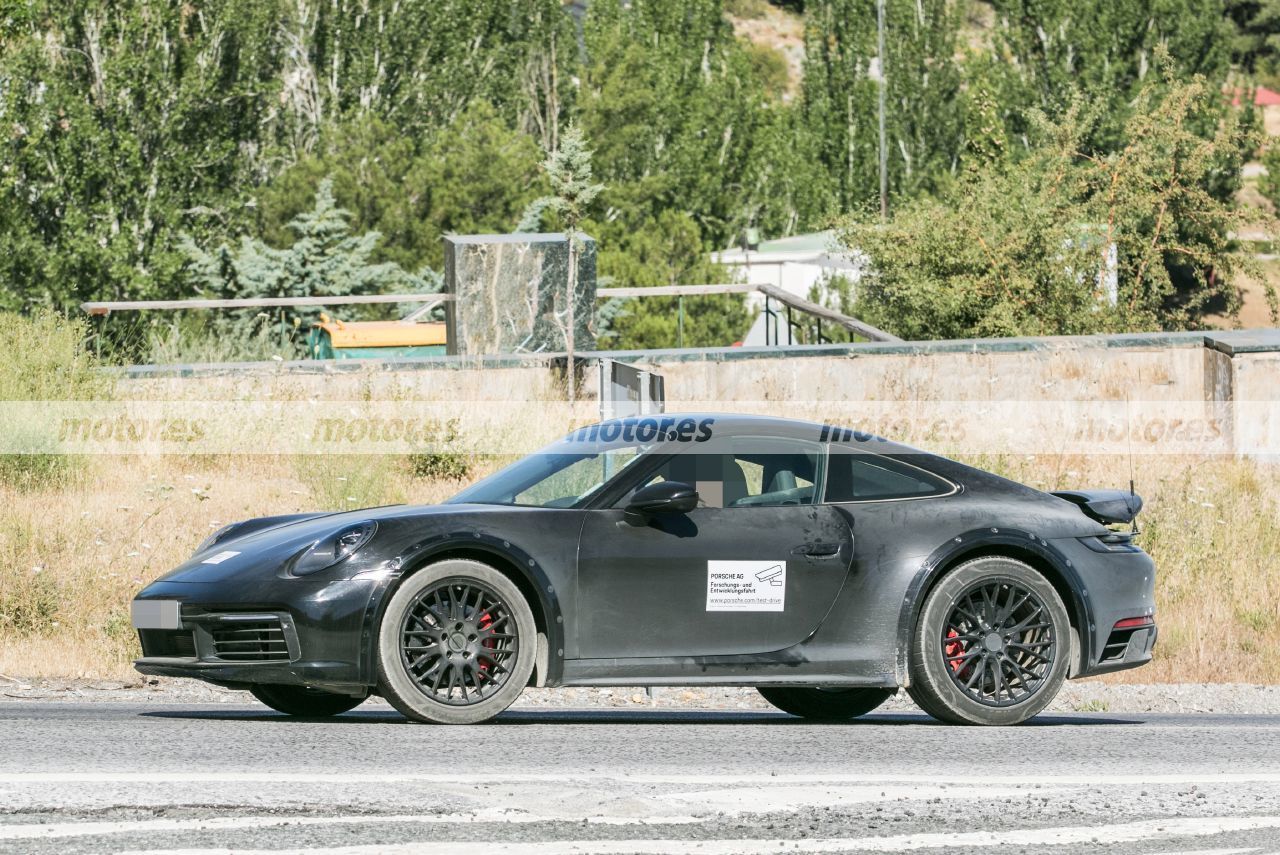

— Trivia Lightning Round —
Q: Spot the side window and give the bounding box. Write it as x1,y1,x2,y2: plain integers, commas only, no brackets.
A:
824,447,952,502
621,437,823,508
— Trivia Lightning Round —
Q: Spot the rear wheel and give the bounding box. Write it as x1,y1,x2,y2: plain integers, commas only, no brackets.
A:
249,684,366,717
908,556,1070,726
757,686,895,720
377,559,536,724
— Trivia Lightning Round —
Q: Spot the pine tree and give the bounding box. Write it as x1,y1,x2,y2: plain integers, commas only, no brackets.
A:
185,178,423,301
181,178,430,354
520,125,604,402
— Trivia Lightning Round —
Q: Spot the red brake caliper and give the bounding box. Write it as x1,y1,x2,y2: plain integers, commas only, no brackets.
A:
477,611,495,681
944,628,972,679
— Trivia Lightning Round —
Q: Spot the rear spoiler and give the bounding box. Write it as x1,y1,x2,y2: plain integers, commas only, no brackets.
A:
1051,490,1143,525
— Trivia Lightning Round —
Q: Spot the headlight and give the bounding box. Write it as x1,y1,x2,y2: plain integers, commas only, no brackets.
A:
195,523,237,555
292,521,377,576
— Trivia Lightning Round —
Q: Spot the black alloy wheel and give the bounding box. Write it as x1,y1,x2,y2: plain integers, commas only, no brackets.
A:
399,580,520,706
377,558,537,724
940,579,1056,707
907,555,1071,726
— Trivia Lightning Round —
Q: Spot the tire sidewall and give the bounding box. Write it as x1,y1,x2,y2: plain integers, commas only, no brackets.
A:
912,557,1071,726
377,559,536,724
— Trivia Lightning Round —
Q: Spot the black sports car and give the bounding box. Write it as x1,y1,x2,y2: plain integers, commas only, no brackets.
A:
131,414,1156,726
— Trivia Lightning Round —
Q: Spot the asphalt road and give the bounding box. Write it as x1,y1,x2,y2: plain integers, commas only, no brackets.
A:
2,701,1280,854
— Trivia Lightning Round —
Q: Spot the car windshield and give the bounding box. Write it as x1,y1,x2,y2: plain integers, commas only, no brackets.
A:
447,437,651,509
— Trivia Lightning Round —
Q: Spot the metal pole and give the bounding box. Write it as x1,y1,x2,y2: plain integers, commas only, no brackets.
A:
877,0,888,221
677,296,684,349
599,358,612,422
786,304,794,346
764,295,771,346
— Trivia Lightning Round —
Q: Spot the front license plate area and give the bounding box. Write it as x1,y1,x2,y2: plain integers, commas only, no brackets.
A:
131,600,182,630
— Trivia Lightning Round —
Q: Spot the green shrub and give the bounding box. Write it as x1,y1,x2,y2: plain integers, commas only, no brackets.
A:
406,419,472,482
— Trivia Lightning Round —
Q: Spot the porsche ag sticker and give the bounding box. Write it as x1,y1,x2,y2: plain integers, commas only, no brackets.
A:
706,560,787,612
201,550,240,565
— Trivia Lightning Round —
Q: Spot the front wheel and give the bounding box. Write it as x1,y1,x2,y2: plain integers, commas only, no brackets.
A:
757,686,896,720
908,556,1071,726
249,684,367,717
377,559,537,724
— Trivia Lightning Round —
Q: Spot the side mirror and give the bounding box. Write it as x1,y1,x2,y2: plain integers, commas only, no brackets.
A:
626,481,698,520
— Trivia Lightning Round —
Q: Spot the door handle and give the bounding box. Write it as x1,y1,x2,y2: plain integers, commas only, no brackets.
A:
792,542,842,558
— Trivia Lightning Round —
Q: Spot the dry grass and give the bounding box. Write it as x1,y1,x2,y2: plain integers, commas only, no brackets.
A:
2,448,1277,684
972,452,1280,684
0,453,471,680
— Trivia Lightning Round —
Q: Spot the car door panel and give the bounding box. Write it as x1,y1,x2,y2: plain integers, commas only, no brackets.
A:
574,504,854,659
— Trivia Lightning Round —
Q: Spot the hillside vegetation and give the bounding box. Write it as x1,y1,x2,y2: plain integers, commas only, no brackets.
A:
2,0,1278,353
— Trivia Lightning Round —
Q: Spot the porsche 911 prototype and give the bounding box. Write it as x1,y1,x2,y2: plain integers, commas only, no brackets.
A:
131,414,1156,725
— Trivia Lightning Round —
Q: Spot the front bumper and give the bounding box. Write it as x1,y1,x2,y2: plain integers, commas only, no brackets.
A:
131,577,382,695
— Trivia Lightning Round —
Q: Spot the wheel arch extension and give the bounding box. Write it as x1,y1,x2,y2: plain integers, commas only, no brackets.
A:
363,533,564,688
895,530,1094,685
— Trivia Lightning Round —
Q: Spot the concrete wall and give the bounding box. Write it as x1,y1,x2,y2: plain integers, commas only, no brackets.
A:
118,329,1280,458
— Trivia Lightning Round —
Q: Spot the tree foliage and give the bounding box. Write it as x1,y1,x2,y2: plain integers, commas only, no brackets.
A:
840,70,1269,340
987,0,1232,150
255,104,547,273
1225,0,1280,82
0,0,1268,351
184,178,424,302
801,0,965,210
0,0,281,312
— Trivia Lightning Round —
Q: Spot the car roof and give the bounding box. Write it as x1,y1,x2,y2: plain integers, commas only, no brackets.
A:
583,412,928,457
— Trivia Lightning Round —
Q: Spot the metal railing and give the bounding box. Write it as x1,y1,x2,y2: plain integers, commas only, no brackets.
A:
81,283,901,345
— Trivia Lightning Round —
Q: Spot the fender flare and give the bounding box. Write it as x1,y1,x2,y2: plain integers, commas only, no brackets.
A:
360,531,565,687
894,528,1095,684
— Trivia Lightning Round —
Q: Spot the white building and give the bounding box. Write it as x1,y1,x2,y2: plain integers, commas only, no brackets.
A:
711,230,865,346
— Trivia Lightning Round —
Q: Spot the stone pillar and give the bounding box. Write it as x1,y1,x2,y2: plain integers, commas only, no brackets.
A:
1204,330,1280,460
443,233,597,356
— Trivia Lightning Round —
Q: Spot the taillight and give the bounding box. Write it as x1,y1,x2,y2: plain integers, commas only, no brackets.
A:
1113,615,1155,630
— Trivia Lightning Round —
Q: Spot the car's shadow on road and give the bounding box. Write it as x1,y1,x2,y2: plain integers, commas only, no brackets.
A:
139,708,1141,727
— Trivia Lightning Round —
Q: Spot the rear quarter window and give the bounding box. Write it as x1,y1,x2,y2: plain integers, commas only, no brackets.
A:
824,448,954,502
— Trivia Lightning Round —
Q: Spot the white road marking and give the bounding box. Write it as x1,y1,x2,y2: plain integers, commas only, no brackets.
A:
0,810,700,841
6,771,1280,786
659,784,1036,813
110,815,1280,854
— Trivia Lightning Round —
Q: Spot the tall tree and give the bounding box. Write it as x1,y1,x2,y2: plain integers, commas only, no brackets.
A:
255,103,547,274
0,0,281,312
988,0,1232,151
183,177,424,303
801,0,965,212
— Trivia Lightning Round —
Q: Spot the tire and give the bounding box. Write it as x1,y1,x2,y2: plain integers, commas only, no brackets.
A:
908,556,1071,726
377,558,536,724
249,684,367,717
757,686,895,720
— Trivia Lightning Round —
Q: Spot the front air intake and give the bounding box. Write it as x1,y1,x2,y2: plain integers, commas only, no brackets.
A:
209,619,291,662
